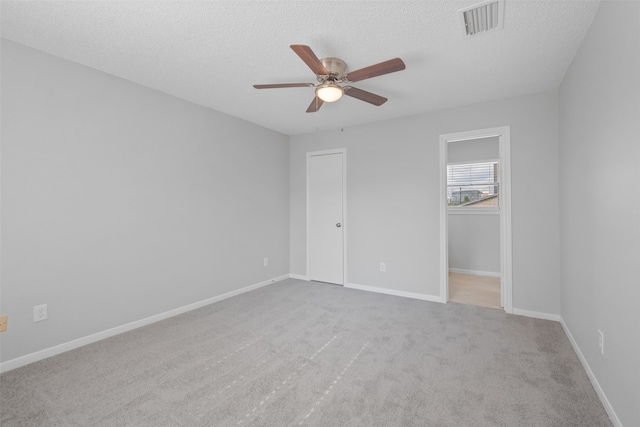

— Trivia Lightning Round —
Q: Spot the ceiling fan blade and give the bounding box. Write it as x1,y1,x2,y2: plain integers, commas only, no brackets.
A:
306,96,324,113
253,83,314,89
291,45,329,76
346,58,406,82
344,87,388,106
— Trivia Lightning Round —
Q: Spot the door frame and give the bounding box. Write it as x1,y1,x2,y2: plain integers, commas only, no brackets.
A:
306,148,347,285
439,126,512,313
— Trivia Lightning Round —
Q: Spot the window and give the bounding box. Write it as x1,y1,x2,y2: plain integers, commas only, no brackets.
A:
447,161,499,208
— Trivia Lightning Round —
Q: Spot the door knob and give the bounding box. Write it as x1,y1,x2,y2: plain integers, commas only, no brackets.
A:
336,223,342,228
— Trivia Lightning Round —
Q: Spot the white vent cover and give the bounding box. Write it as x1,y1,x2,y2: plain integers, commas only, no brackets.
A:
459,0,504,37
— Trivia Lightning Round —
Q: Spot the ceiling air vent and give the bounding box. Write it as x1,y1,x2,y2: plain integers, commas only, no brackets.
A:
459,0,504,37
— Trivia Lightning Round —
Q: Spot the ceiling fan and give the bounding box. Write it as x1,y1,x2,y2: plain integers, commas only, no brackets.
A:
253,45,406,113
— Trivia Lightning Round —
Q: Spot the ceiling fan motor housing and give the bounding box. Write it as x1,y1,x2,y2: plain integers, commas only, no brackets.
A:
320,57,347,78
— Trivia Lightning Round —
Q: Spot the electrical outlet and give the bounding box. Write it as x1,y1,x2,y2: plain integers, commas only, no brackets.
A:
264,257,269,267
598,330,604,355
34,304,48,322
0,315,7,332
380,262,386,272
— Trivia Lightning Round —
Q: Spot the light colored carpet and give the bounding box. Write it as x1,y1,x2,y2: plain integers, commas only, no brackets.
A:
449,272,501,309
1,279,611,426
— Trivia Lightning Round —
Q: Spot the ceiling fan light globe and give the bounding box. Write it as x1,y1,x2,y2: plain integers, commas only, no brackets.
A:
316,85,344,102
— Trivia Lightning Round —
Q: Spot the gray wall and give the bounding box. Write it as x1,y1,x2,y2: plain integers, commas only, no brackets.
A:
448,214,500,274
559,2,640,425
447,137,500,274
0,40,290,363
290,90,560,314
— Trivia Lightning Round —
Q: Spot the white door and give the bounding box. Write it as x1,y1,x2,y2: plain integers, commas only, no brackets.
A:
308,152,344,285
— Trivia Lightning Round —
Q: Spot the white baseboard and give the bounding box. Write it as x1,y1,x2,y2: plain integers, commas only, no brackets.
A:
512,308,561,322
449,268,501,277
0,274,289,374
289,274,310,281
560,317,622,427
345,282,443,303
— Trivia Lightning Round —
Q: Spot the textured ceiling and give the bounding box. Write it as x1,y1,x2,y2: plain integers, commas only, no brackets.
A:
1,1,600,136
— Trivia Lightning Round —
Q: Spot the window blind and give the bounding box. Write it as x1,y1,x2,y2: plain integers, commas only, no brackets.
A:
447,161,499,207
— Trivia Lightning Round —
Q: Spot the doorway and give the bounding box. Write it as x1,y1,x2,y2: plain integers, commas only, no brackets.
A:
307,149,346,285
439,127,512,313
